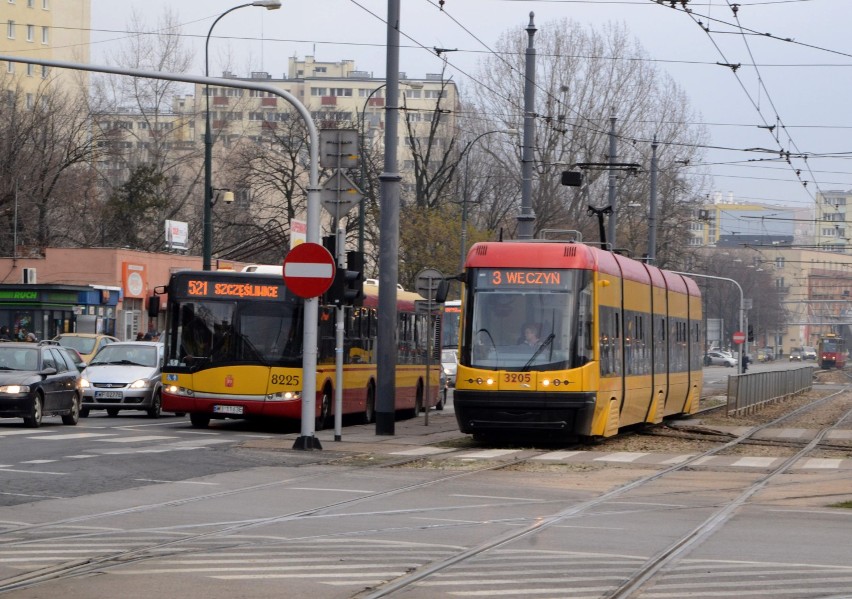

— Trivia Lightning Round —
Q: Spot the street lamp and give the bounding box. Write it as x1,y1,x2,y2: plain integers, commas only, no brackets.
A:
459,129,516,271
203,0,281,271
357,83,386,255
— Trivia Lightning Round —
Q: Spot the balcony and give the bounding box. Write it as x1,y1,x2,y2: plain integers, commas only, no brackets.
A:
213,97,229,106
261,97,277,107
321,96,337,106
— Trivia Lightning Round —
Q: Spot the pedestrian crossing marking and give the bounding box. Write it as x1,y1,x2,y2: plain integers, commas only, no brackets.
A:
799,458,842,469
530,451,583,461
31,433,116,441
460,449,519,459
594,452,647,463
390,447,454,456
96,435,178,443
731,457,778,468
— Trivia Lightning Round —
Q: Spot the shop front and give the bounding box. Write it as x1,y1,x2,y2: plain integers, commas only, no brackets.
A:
0,285,119,342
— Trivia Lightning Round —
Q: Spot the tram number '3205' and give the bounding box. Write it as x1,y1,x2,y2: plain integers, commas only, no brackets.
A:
504,372,531,384
270,373,300,386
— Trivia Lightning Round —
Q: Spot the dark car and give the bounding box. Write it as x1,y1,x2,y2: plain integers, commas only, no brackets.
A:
0,341,82,427
80,342,165,418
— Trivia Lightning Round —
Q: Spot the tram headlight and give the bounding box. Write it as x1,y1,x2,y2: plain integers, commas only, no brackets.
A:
542,378,551,387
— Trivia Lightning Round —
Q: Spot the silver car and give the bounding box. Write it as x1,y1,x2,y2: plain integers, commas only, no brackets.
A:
80,342,165,418
441,349,457,387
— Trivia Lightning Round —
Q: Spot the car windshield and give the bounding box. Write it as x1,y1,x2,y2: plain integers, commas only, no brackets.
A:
91,345,158,368
57,336,96,354
441,349,457,364
0,347,39,371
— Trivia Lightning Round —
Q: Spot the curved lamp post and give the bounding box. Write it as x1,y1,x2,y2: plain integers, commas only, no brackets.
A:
203,0,281,271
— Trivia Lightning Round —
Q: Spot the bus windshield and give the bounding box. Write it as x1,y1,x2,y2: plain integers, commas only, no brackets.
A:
464,269,593,371
167,298,303,369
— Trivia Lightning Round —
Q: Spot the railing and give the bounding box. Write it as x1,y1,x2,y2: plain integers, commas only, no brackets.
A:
726,366,815,415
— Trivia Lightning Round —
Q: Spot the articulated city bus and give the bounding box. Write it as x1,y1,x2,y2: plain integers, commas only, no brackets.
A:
453,240,703,441
159,270,440,429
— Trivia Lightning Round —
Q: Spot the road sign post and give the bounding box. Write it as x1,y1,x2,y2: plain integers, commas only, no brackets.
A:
415,268,444,426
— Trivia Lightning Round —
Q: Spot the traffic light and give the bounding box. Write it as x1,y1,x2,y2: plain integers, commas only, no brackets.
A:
323,251,364,307
345,250,364,306
561,171,583,187
747,324,754,342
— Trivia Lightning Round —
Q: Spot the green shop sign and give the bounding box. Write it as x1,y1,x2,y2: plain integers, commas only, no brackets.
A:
0,290,39,300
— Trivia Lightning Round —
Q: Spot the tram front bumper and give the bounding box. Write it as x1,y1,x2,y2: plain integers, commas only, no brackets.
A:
453,390,596,436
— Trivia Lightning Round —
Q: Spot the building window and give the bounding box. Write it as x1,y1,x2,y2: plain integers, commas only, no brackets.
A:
310,87,327,96
775,257,784,269
41,0,47,8
329,88,352,97
40,64,47,78
27,0,33,7
6,61,13,74
424,90,444,99
26,63,34,77
41,26,48,44
7,20,15,39
313,66,326,73
404,89,422,99
25,93,33,109
26,24,33,41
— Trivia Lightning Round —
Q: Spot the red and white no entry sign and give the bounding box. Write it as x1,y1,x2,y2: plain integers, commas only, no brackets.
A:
282,242,336,299
732,331,746,345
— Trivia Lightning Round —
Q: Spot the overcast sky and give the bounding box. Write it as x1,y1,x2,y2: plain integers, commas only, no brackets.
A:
90,0,852,215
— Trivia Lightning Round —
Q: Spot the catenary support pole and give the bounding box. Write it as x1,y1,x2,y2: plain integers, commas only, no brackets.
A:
517,12,537,240
376,0,401,435
648,135,658,263
607,111,618,248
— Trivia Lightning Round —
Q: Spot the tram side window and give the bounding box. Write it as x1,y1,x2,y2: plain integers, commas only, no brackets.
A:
576,286,593,367
599,306,622,376
655,316,667,374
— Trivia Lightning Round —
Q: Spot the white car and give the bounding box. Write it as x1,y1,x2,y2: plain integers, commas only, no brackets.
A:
80,342,167,418
704,351,737,367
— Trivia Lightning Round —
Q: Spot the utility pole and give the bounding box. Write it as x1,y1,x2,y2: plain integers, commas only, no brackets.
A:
648,135,658,263
606,110,618,247
517,12,537,240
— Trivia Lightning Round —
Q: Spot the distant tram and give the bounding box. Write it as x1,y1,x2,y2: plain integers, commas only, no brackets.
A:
817,334,846,369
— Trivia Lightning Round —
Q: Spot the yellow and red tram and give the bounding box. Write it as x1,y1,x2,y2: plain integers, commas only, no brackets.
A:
453,241,703,440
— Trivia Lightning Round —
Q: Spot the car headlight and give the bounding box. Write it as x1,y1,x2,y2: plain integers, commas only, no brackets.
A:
0,385,30,394
129,379,150,389
80,378,90,388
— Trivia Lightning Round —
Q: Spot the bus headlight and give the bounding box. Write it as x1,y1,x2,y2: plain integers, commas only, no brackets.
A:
166,385,194,397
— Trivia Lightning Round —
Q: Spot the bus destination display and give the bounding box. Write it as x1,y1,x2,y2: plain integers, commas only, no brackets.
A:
474,269,569,290
182,278,286,300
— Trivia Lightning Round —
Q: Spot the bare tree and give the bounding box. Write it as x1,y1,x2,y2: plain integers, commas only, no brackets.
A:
0,75,102,255
87,7,198,251
467,19,709,266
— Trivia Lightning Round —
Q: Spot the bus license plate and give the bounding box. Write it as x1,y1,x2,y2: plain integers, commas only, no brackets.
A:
213,405,244,415
95,391,123,399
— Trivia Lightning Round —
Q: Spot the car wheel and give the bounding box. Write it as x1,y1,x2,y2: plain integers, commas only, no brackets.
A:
189,413,210,428
436,387,446,411
61,393,81,425
106,408,120,417
23,393,43,428
146,391,162,418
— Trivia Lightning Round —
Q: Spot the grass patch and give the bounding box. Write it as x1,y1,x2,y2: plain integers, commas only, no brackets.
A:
829,500,852,509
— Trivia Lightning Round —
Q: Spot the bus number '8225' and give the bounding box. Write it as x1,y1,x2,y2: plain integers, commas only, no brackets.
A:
504,373,531,384
271,373,300,386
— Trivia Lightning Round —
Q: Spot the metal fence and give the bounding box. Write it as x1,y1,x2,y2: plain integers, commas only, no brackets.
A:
726,366,816,416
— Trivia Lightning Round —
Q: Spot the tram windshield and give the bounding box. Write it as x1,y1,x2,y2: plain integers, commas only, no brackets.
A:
464,268,593,371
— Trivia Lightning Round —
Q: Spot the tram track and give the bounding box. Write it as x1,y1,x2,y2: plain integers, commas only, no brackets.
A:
0,384,849,597
353,384,852,598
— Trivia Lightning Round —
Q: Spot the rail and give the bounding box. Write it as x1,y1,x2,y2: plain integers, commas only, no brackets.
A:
726,366,815,415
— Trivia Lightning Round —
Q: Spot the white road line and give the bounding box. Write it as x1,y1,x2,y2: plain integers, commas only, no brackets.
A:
0,468,67,475
531,451,583,461
0,429,51,437
96,436,178,443
31,433,116,440
459,449,519,459
594,452,648,463
19,460,56,464
798,458,843,469
390,447,454,456
133,479,219,485
64,455,97,459
731,457,779,468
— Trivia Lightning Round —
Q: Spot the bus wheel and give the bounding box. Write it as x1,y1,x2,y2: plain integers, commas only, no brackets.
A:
190,413,210,428
414,382,424,416
316,388,332,431
362,385,375,424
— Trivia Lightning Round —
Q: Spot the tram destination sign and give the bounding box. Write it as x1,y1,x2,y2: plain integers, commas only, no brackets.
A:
475,268,570,291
